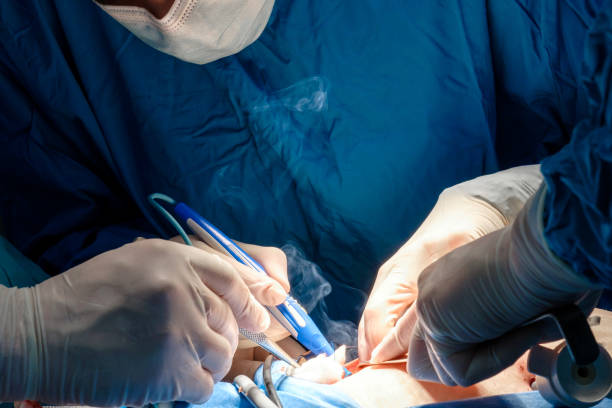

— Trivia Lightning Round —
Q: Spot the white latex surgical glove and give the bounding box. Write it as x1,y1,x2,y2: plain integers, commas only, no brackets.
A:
171,235,292,343
371,186,602,386
359,165,544,361
170,235,290,306
0,239,288,406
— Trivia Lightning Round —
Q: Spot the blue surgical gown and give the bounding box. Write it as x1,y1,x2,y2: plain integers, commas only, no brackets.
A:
541,3,612,289
0,0,611,324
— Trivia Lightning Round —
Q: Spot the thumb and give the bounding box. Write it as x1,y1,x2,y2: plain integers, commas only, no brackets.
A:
370,304,418,363
359,271,418,361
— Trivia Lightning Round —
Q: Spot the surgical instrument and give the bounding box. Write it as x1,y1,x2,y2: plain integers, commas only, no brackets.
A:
263,355,284,408
149,193,334,357
148,193,300,368
234,375,279,408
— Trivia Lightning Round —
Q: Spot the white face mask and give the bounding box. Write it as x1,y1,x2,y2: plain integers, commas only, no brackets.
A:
96,0,275,64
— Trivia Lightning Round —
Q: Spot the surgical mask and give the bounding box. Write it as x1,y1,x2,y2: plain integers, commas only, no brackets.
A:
96,0,275,64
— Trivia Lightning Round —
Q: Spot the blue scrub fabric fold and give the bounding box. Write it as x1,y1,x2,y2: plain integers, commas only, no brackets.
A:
1,0,609,322
542,1,612,290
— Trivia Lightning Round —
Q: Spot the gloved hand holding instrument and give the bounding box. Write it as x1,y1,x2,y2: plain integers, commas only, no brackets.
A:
370,185,602,388
0,239,287,406
359,165,545,362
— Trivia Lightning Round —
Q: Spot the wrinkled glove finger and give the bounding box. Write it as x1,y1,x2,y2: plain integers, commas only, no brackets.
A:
232,260,287,306
187,247,270,332
237,242,290,292
406,322,457,385
196,282,240,353
407,322,440,382
428,342,458,386
187,237,287,306
357,316,370,361
190,285,237,382
189,236,290,295
196,327,235,382
429,320,551,387
370,304,418,363
359,273,417,361
175,364,215,404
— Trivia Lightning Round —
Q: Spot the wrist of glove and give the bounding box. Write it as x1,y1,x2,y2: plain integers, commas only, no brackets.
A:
0,286,34,401
371,185,600,386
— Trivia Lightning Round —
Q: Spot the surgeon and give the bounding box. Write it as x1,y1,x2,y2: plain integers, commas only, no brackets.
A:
2,0,611,405
0,0,291,406
360,1,612,388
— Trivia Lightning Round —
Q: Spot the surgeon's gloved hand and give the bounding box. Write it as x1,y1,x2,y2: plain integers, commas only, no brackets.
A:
371,186,602,386
174,236,290,305
178,236,292,342
0,239,283,407
358,165,544,361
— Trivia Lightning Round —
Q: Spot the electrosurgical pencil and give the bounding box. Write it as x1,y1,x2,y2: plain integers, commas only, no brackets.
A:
148,193,300,368
170,201,335,357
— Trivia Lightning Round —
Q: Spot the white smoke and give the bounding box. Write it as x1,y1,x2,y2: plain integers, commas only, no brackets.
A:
281,243,358,350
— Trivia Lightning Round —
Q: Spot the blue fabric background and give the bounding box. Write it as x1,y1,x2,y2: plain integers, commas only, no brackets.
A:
0,0,607,322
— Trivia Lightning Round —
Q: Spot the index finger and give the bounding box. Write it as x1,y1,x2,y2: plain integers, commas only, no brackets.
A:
185,246,271,332
370,304,418,363
181,237,288,305
236,242,291,292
